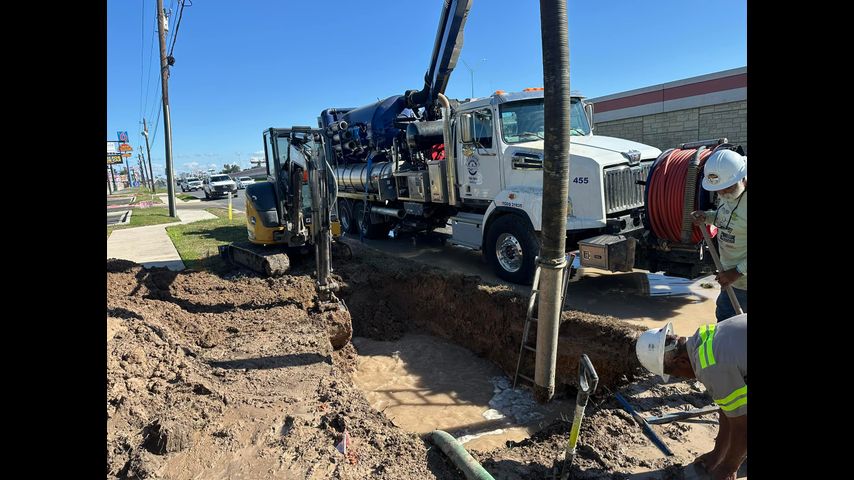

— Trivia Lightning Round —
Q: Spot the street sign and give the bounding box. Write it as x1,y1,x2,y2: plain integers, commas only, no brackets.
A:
122,153,132,158
107,153,123,165
118,131,129,143
119,144,133,152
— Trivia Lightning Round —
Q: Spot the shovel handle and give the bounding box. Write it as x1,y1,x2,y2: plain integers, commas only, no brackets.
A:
578,354,599,399
699,227,743,315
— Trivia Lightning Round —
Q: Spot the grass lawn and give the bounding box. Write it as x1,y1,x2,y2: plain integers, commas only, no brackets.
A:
107,207,177,237
165,209,247,273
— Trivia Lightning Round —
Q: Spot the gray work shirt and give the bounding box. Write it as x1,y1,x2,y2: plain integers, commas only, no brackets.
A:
686,314,747,417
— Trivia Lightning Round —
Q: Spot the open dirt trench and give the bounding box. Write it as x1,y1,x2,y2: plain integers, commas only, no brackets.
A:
107,242,720,479
337,241,645,390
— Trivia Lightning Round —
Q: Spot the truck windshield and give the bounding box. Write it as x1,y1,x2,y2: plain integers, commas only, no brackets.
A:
210,175,230,182
186,178,199,182
499,97,590,144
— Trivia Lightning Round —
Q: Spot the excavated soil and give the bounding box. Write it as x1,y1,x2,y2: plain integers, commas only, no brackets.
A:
107,241,720,479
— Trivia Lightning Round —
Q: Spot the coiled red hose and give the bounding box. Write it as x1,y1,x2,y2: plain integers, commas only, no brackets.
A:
647,148,716,243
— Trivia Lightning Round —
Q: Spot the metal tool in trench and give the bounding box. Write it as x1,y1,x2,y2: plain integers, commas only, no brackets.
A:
613,391,674,457
698,223,743,315
557,354,599,480
644,405,719,424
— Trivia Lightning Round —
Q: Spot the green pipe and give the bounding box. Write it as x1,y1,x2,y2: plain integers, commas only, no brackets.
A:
430,430,495,480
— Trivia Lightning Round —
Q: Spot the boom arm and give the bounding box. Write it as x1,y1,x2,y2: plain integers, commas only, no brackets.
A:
405,0,473,113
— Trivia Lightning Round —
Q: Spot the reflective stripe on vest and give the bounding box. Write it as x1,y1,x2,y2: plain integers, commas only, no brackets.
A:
715,385,747,411
698,324,717,369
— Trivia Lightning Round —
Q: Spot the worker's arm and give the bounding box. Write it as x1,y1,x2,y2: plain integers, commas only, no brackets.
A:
691,209,717,226
709,414,747,480
695,368,747,477
694,411,730,473
716,268,743,288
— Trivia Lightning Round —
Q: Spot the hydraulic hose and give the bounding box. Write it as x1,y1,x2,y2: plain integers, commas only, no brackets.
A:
431,430,495,480
646,147,716,244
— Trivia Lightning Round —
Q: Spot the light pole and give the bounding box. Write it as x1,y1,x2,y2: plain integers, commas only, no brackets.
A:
461,58,487,98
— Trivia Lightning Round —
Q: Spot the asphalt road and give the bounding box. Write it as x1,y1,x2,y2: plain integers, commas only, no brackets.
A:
176,188,246,212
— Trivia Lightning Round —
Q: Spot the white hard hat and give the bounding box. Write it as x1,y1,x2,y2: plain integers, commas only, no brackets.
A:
635,322,675,382
702,149,747,191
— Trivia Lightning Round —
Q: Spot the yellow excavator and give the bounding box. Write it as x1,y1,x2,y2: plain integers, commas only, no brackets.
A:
219,126,347,300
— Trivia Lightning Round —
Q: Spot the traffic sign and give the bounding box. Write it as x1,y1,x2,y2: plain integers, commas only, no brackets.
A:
118,131,129,143
119,144,133,152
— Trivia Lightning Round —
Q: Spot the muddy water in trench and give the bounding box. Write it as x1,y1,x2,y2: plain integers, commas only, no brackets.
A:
352,334,575,452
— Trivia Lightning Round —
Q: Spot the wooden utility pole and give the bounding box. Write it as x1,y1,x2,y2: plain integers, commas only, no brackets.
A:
109,164,117,191
137,153,148,190
156,0,177,217
142,119,156,192
123,153,132,190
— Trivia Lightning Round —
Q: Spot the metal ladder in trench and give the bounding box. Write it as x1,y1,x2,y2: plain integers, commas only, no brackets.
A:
513,252,577,389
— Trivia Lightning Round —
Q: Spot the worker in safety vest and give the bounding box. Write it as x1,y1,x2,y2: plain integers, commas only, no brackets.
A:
691,149,747,322
636,314,747,480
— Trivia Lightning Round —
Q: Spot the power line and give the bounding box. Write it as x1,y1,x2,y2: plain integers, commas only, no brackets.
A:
146,0,176,123
168,0,189,57
139,0,145,145
150,94,163,152
165,0,177,49
142,3,159,124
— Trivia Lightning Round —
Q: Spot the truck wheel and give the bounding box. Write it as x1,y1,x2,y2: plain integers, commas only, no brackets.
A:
485,215,540,285
353,201,391,239
338,199,357,234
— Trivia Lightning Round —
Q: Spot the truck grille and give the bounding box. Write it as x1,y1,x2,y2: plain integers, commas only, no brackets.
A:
603,161,652,214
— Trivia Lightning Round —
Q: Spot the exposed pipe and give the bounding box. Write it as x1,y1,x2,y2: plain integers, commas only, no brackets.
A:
370,206,406,219
329,120,348,133
534,0,571,403
430,430,495,480
437,93,458,206
336,162,394,193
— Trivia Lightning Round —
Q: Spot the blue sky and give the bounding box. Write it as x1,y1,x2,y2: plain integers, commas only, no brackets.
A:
107,0,746,176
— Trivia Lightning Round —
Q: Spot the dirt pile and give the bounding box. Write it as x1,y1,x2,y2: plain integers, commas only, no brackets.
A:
107,259,457,479
107,247,718,479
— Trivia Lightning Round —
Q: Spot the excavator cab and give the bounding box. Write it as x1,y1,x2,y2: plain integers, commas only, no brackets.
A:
220,127,344,277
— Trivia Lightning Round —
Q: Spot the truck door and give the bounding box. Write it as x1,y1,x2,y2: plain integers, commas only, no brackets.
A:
499,99,544,189
458,108,501,201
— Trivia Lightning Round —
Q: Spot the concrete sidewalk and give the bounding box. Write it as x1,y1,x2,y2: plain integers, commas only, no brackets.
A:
107,208,217,271
157,193,201,203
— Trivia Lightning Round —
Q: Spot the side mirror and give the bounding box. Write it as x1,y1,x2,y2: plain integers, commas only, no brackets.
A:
584,102,595,133
460,113,474,143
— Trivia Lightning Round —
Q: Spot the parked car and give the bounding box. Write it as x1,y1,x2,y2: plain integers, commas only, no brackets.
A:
202,174,237,199
236,176,255,189
180,177,202,192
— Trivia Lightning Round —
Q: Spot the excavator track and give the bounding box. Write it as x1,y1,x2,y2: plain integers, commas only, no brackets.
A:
219,242,291,277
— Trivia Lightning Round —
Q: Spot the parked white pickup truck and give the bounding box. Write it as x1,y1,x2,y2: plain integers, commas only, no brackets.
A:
203,174,237,199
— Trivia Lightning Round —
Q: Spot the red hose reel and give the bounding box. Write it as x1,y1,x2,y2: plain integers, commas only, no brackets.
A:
646,148,717,244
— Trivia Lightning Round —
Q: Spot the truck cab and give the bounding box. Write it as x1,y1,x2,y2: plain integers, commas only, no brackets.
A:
452,89,660,282
203,174,237,199
180,176,202,192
